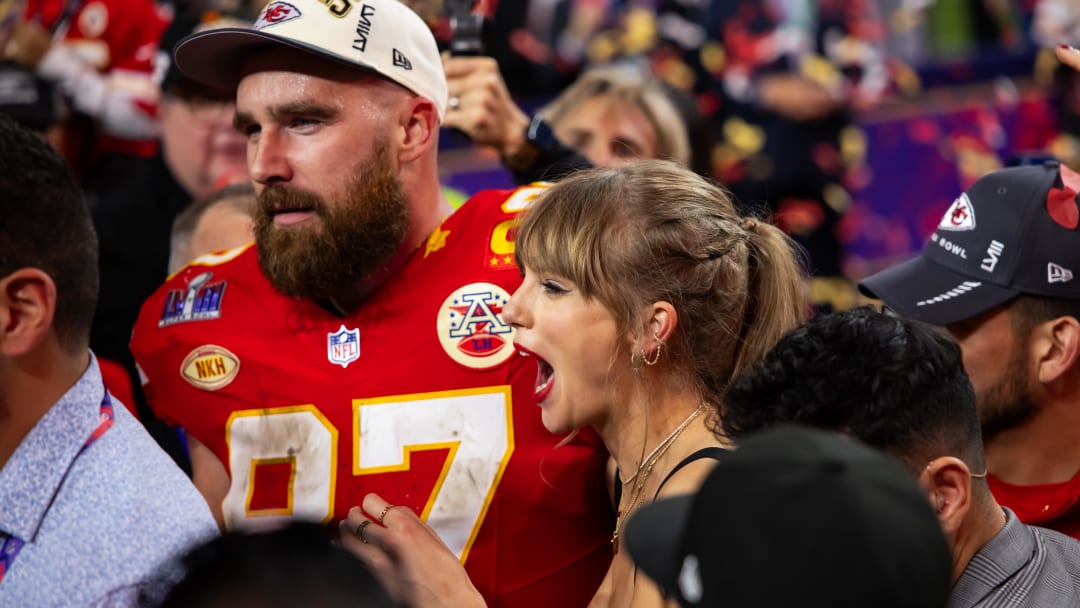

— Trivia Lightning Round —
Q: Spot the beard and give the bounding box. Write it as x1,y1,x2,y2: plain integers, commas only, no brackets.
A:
978,343,1037,440
254,142,409,302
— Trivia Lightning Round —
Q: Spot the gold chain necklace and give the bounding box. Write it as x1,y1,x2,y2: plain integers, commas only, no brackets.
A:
611,405,703,554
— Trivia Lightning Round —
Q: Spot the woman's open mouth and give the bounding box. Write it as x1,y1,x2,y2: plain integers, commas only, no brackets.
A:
516,344,555,403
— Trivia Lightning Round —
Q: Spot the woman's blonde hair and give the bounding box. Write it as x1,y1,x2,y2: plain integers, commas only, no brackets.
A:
540,65,691,167
515,160,807,410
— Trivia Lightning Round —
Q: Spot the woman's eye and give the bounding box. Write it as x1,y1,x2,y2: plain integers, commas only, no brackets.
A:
541,280,568,295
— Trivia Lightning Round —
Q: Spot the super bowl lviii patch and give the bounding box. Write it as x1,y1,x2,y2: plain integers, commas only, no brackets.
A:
159,271,226,328
180,345,240,391
437,283,515,370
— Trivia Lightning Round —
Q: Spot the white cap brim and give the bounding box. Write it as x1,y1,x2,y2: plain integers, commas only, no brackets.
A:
174,28,381,92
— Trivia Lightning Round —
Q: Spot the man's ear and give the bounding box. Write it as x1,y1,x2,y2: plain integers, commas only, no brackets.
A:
0,268,56,358
1030,315,1080,385
919,457,972,538
397,97,439,164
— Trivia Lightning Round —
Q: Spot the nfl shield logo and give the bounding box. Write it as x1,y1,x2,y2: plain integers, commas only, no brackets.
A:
327,325,360,368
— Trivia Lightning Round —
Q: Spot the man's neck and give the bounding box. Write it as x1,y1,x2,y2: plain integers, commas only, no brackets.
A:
0,347,90,470
329,243,418,313
985,400,1080,485
951,497,1007,584
330,186,453,313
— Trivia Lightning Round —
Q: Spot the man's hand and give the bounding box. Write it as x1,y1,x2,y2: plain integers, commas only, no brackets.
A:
442,55,531,159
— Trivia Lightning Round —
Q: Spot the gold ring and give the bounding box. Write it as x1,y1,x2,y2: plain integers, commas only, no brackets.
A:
378,504,396,526
356,519,372,543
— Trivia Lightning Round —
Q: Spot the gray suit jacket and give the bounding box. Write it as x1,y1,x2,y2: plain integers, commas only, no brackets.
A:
950,508,1080,607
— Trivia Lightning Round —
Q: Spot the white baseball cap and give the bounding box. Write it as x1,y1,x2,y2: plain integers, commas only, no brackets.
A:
173,0,448,121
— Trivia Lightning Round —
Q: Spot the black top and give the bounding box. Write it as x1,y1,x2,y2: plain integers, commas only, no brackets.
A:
614,446,728,509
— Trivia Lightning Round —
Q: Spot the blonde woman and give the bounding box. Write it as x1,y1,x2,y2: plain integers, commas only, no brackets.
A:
341,160,806,607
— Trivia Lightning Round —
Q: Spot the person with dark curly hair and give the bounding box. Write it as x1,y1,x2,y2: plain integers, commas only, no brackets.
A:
143,522,397,608
723,307,1080,607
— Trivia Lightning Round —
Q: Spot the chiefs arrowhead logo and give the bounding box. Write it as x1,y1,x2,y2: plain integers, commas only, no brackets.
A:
1047,164,1080,230
938,194,976,231
256,1,301,28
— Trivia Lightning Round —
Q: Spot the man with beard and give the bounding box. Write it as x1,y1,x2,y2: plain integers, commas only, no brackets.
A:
719,308,1080,606
859,161,1080,540
128,1,613,607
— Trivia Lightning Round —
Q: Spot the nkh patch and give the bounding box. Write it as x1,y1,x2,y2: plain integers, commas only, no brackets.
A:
437,283,515,370
938,193,976,231
327,325,361,368
159,271,226,328
180,345,240,391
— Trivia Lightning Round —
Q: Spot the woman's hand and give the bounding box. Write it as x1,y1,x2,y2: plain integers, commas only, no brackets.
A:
340,493,487,608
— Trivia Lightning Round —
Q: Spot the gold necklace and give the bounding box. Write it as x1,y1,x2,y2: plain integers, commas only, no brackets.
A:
611,405,703,554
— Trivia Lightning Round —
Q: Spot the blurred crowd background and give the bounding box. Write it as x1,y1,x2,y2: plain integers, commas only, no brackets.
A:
2,0,1079,299
434,0,1080,292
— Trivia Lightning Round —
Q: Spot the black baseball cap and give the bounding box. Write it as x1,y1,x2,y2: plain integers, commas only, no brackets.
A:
623,425,952,608
859,161,1080,325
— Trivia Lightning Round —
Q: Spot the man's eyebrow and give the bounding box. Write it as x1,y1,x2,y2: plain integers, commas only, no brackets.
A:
232,102,340,131
233,110,254,132
269,101,339,122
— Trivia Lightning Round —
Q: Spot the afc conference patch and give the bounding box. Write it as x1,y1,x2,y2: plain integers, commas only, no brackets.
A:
436,283,515,371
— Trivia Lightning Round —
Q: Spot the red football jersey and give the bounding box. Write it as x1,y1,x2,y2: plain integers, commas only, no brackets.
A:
131,186,614,606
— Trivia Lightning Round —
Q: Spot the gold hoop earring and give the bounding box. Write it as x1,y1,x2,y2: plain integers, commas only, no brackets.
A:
642,335,663,366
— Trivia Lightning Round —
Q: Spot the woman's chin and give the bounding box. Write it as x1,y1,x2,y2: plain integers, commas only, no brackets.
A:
540,406,573,436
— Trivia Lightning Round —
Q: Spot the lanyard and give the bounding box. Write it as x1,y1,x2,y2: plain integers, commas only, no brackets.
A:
0,391,115,584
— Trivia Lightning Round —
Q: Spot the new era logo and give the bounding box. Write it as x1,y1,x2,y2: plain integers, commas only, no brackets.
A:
392,48,412,70
1049,262,1074,284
